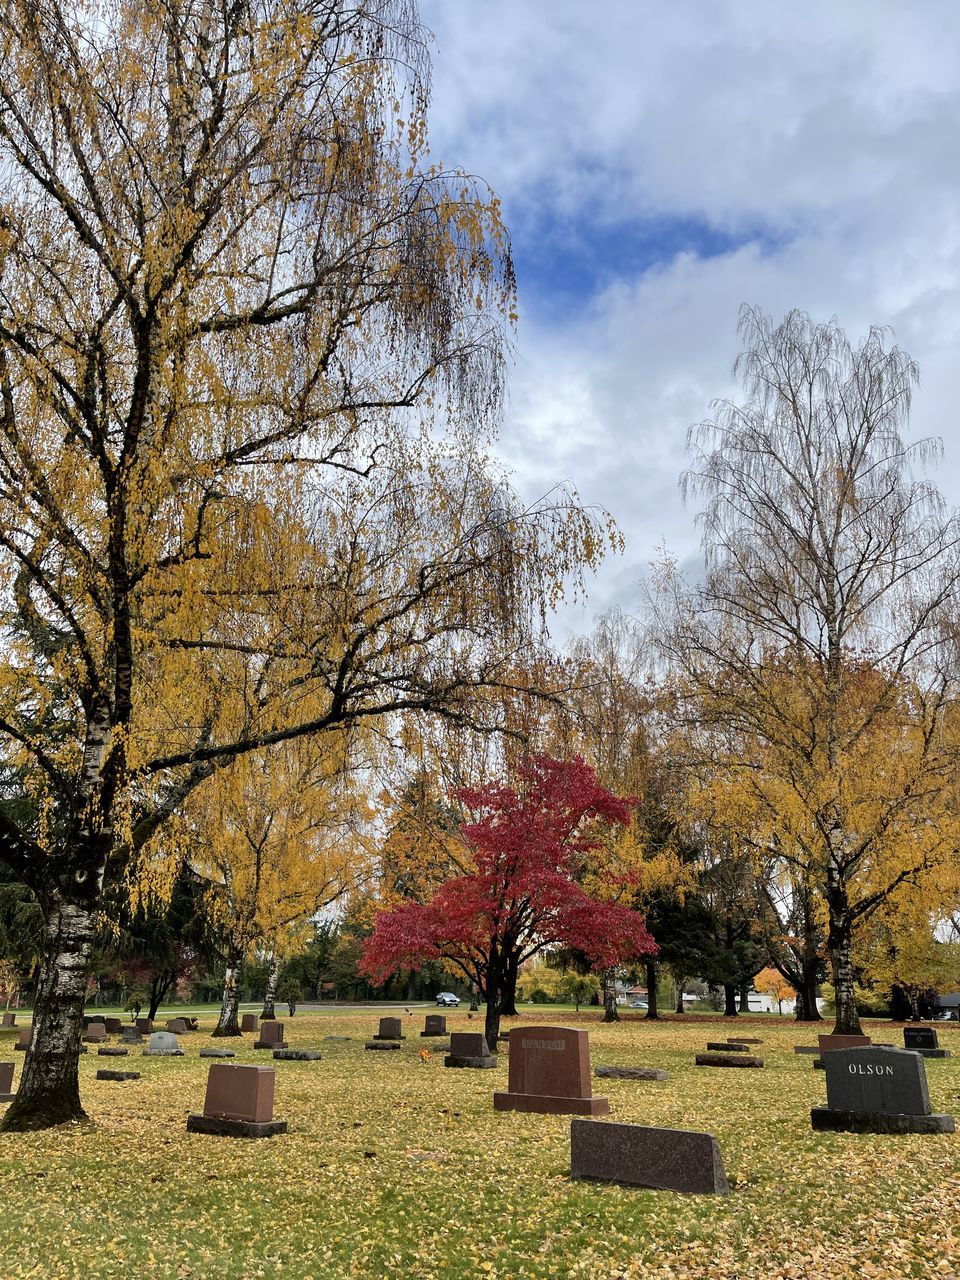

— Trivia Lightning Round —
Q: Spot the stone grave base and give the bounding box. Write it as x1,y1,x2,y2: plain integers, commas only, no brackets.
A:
695,1053,763,1068
444,1054,497,1069
273,1049,321,1060
915,1048,951,1059
811,1106,955,1134
595,1066,668,1082
421,1031,449,1038
200,1049,236,1058
494,1091,610,1116
364,1041,401,1051
571,1119,730,1194
96,1070,140,1081
372,1035,405,1042
187,1113,287,1138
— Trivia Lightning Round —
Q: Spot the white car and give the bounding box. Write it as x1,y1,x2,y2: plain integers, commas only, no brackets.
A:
435,992,461,1007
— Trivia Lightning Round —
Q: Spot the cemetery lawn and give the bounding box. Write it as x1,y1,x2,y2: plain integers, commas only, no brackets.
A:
1,1013,959,1280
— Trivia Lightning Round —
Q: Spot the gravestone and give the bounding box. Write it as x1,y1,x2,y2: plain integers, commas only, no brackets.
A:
818,1033,871,1053
200,1048,236,1058
135,1018,153,1034
97,1070,140,1081
187,1064,287,1137
0,1061,15,1102
595,1066,668,1082
253,1020,288,1050
82,1024,107,1044
273,1049,321,1061
373,1017,404,1041
143,1031,184,1056
493,1027,609,1115
444,1032,497,1069
903,1026,951,1059
364,1040,401,1051
240,1014,259,1033
14,1027,30,1052
104,1017,123,1034
121,1028,143,1044
706,1041,747,1052
166,1018,189,1034
794,1045,821,1055
811,1046,955,1134
97,1047,129,1057
571,1120,730,1194
729,1038,763,1045
695,1052,763,1068
1,1013,16,1028
421,1015,448,1038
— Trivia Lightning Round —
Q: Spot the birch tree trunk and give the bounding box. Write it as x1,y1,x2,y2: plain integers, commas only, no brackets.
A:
213,945,244,1036
1,894,96,1131
260,954,279,1021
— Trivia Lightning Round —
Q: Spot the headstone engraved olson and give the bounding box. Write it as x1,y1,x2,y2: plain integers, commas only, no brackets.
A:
444,1032,497,1069
143,1031,184,1056
0,1061,15,1102
14,1027,30,1052
811,1046,955,1134
571,1120,730,1194
253,1020,288,1050
493,1027,609,1116
903,1026,951,1059
421,1015,447,1038
187,1064,287,1138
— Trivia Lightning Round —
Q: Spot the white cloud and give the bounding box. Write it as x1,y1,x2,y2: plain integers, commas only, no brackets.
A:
418,0,960,635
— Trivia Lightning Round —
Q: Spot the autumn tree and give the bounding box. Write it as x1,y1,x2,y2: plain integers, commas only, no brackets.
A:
656,307,960,1034
754,966,796,1016
0,1,616,1130
360,755,656,1049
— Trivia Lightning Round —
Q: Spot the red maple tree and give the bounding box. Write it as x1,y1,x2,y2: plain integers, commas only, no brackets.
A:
361,755,656,1049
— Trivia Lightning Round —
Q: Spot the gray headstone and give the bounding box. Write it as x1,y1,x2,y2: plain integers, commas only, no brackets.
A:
823,1046,930,1116
143,1031,183,1056
571,1119,730,1194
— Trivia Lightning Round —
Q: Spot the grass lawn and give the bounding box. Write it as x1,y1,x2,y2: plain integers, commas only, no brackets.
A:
0,1010,958,1279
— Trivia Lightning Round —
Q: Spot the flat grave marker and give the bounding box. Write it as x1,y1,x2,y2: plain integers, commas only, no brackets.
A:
493,1027,609,1116
97,1069,140,1081
811,1046,955,1134
571,1120,730,1194
695,1051,763,1068
595,1066,668,1082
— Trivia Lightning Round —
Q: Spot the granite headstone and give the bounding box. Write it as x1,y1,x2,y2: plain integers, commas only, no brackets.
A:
571,1119,730,1194
493,1027,609,1116
811,1046,955,1134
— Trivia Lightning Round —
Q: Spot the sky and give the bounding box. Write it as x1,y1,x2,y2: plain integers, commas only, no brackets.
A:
418,0,960,638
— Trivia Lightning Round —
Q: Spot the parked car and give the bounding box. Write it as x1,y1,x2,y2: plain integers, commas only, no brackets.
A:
435,992,461,1007
935,1010,959,1021
628,1000,648,1009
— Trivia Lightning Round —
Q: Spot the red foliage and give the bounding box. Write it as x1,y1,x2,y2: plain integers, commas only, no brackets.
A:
361,756,656,990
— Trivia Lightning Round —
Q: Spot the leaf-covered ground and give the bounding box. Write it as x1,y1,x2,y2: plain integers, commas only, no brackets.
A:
1,1011,959,1279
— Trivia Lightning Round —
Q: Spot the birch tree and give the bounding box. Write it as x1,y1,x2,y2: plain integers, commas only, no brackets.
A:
657,306,960,1034
0,0,613,1129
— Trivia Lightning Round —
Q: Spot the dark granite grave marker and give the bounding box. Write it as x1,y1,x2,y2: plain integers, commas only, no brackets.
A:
135,1018,153,1034
695,1052,763,1068
373,1017,404,1041
571,1119,730,1194
82,1024,107,1044
595,1066,668,1082
187,1064,287,1137
104,1017,123,1034
364,1040,401,1051
166,1018,189,1034
444,1032,497,1069
706,1041,747,1052
493,1027,609,1115
241,1014,259,1033
421,1015,447,1037
253,1020,288,1050
97,1070,140,1081
273,1049,321,1061
811,1046,955,1134
14,1027,30,1052
97,1047,129,1057
1,1013,16,1028
903,1027,950,1059
0,1061,14,1102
